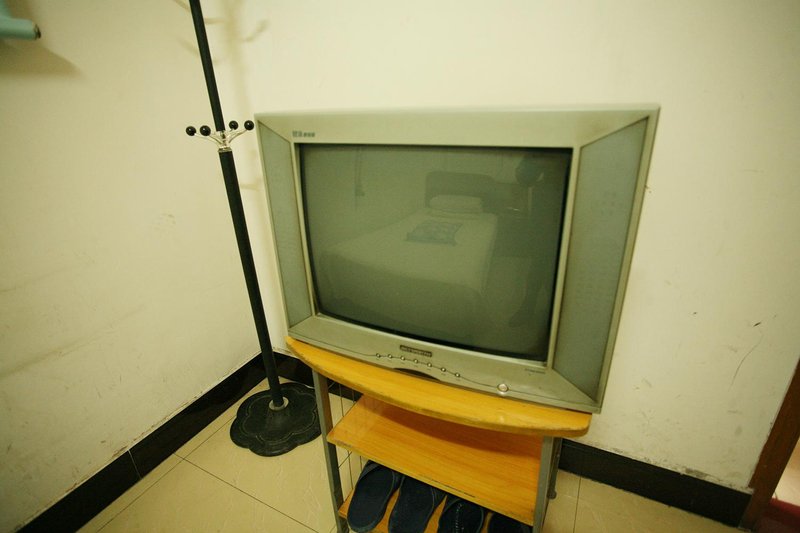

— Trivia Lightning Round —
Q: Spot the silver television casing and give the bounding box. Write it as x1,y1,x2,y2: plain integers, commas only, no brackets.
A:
256,107,658,413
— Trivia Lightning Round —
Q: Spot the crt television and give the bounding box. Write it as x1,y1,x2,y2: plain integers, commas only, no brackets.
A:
256,107,658,412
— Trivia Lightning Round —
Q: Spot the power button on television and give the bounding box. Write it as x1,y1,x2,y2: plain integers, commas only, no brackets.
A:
497,383,509,393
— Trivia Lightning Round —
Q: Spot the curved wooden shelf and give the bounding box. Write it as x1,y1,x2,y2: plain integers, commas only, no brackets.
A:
287,337,591,437
330,394,541,524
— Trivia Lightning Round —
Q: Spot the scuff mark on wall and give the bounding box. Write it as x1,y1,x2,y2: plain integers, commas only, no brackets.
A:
0,304,147,378
0,254,96,294
729,330,765,390
684,467,711,481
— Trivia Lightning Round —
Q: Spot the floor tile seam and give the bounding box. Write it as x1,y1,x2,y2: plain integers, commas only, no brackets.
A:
95,456,186,532
337,446,351,467
340,455,357,492
176,411,240,459
568,477,580,533
181,456,318,533
572,476,582,533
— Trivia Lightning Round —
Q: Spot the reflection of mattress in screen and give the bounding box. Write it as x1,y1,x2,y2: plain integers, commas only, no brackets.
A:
318,209,497,342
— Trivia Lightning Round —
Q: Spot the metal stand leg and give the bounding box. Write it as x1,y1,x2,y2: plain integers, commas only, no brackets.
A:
533,437,557,533
312,371,348,533
547,438,563,500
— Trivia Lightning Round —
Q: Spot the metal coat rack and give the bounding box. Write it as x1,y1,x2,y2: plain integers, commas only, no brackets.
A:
185,0,319,456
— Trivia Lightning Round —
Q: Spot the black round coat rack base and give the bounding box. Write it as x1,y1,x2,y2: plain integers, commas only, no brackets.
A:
230,382,321,457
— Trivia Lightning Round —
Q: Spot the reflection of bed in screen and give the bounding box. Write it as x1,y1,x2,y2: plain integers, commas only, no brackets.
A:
321,209,497,342
318,198,497,345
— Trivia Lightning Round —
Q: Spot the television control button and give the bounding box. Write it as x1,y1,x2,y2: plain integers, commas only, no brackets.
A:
498,383,509,393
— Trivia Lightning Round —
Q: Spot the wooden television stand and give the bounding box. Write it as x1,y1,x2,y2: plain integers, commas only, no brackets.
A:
287,337,592,533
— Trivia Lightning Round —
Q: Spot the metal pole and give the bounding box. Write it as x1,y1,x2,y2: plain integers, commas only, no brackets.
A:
188,0,284,408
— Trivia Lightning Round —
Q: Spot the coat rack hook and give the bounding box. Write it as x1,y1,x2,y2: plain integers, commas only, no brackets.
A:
184,120,254,152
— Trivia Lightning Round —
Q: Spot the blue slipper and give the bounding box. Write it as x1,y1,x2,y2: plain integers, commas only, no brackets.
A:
347,461,403,532
487,513,532,533
388,476,446,533
437,495,485,533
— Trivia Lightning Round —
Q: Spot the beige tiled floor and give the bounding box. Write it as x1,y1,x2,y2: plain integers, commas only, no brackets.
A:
775,440,800,506
80,380,741,533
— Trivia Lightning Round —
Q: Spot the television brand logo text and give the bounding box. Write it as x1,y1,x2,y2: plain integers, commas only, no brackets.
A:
399,345,432,358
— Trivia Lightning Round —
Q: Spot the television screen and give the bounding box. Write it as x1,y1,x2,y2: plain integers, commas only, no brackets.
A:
300,144,571,362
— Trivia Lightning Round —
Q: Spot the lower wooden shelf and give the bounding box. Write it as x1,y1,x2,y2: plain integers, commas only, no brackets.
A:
328,395,542,525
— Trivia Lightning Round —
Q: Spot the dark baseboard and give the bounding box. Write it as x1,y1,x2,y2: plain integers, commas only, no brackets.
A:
559,439,750,527
21,351,749,531
21,353,268,532
19,452,141,533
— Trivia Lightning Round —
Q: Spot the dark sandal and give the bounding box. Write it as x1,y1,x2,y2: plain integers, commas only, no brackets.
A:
437,494,485,533
347,461,403,532
388,476,446,533
487,513,532,533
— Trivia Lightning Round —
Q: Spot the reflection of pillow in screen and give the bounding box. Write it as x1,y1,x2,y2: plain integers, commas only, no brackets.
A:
428,208,479,220
429,195,483,214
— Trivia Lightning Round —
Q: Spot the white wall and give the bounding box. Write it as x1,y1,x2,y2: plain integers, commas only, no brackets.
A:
222,0,800,491
1,0,798,529
0,1,262,530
